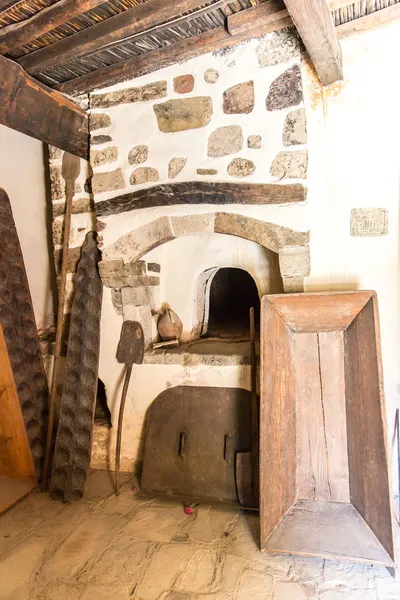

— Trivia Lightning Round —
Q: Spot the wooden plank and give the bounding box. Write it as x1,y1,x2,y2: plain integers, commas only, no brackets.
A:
337,3,400,40
94,182,307,217
268,291,373,333
0,478,36,515
318,331,350,502
260,297,296,546
227,0,290,35
293,332,349,503
18,0,229,75
56,17,291,95
0,323,36,491
264,499,394,566
344,296,395,562
0,54,88,158
282,0,343,85
0,0,106,54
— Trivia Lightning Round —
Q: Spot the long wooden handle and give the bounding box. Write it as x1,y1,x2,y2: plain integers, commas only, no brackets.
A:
42,179,74,489
115,363,133,496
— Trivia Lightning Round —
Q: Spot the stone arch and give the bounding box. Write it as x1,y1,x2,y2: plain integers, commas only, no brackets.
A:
101,212,310,292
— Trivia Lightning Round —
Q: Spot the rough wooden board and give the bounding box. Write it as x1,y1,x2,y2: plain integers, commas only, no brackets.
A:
227,0,290,35
0,0,106,54
293,331,349,503
263,499,394,566
0,478,36,515
344,297,395,562
50,232,102,503
0,188,49,478
0,54,88,159
260,302,296,544
282,0,343,85
266,290,373,332
94,182,307,217
0,322,36,487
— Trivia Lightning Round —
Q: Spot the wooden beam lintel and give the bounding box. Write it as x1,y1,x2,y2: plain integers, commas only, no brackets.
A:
0,54,88,158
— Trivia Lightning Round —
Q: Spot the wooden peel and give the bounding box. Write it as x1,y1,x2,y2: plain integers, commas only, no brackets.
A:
235,307,259,508
42,152,80,490
115,320,144,495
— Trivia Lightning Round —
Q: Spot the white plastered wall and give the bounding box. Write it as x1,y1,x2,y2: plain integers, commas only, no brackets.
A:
304,22,400,492
0,125,54,332
92,24,400,481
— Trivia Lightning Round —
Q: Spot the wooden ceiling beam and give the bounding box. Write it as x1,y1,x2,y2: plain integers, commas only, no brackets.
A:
0,54,88,158
337,3,400,39
0,0,106,54
17,0,228,76
282,0,343,85
55,3,292,95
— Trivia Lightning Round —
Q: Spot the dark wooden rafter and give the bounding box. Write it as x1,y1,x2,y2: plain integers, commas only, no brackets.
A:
0,0,106,54
227,0,291,35
17,0,230,75
282,0,343,85
56,2,292,95
0,54,88,158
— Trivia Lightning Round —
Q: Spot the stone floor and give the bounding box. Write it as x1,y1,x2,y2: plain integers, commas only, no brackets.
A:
0,470,399,600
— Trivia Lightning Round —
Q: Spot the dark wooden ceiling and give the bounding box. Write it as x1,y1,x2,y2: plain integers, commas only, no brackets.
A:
0,0,399,97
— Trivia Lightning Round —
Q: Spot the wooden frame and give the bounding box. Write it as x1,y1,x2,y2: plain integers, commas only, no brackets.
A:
260,291,395,566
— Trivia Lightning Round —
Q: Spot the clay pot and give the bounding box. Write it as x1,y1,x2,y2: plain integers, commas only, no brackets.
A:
157,309,183,341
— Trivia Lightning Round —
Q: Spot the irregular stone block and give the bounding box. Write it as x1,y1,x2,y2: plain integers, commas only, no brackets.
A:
102,216,175,261
256,30,302,67
247,135,262,149
92,168,125,194
173,74,194,94
171,213,215,236
52,217,64,246
227,158,255,178
89,113,111,130
270,150,308,179
197,168,217,175
283,108,307,146
124,261,147,277
214,212,309,252
90,146,118,167
350,208,388,236
102,275,159,288
98,258,124,278
91,135,112,145
91,81,167,109
121,286,154,307
153,97,213,133
147,262,160,273
274,581,315,600
208,125,243,157
128,145,149,165
54,245,82,275
204,68,219,83
111,288,122,315
236,569,273,600
279,246,310,277
130,167,159,185
49,146,62,160
223,81,254,114
266,64,303,111
50,165,65,200
168,157,187,179
52,197,93,218
282,276,305,293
